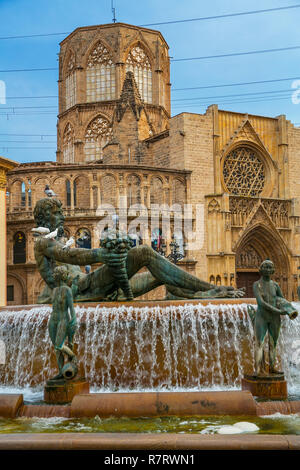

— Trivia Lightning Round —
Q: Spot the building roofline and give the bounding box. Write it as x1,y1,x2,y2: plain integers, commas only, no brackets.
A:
7,162,191,176
172,106,295,124
59,22,169,49
0,156,19,171
218,108,279,122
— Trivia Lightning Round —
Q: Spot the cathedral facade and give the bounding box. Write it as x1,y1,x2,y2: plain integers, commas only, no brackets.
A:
6,22,300,304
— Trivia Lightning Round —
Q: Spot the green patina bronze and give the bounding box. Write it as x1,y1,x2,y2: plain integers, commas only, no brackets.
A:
33,197,245,303
247,259,298,377
100,228,134,300
48,265,78,382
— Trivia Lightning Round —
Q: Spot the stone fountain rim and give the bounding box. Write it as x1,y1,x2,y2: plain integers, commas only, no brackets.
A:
0,298,257,312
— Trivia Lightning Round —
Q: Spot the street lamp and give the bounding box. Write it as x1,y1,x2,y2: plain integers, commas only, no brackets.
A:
166,235,185,265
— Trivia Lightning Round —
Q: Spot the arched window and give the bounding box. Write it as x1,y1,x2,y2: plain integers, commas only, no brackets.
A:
150,177,163,205
126,45,152,103
128,227,143,247
172,179,186,206
73,176,90,208
84,115,112,161
151,228,162,251
21,182,26,207
13,232,26,264
86,41,115,102
66,180,71,207
101,174,117,207
173,230,184,255
65,52,76,110
127,175,141,207
75,228,91,249
63,123,75,163
73,179,77,207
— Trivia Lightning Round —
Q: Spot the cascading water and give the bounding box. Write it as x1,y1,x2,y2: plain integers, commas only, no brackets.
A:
0,302,300,393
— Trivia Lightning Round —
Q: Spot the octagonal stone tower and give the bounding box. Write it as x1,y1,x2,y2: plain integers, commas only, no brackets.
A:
57,22,171,165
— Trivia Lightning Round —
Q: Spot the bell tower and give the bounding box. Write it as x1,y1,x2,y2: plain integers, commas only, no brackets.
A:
56,23,171,164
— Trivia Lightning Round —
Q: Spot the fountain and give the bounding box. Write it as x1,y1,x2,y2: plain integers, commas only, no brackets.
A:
1,198,300,449
1,299,300,397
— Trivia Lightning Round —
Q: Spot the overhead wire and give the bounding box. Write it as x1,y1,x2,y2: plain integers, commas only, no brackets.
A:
0,4,300,39
171,88,294,102
172,76,300,91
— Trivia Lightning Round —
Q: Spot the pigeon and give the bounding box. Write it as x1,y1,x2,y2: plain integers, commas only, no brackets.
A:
44,229,58,239
31,226,50,236
63,236,75,250
44,185,57,197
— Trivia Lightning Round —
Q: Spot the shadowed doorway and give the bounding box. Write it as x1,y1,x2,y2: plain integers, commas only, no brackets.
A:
234,224,290,298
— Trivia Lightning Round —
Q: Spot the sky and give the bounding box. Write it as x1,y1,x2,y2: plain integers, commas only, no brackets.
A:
1,0,300,163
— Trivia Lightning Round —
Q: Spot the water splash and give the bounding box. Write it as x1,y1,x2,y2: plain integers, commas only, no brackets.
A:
0,302,299,391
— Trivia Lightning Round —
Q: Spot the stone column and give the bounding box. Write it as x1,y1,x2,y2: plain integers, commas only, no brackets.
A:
97,183,101,208
70,180,75,211
277,114,289,199
25,182,29,211
116,63,125,99
210,105,222,194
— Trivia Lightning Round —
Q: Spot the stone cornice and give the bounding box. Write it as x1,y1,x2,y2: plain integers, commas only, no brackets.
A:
59,23,169,49
8,163,191,176
0,156,19,188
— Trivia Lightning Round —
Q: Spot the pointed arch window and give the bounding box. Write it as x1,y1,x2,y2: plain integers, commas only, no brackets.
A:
63,123,75,163
86,41,116,102
126,45,152,103
21,182,26,207
65,53,76,110
84,115,112,162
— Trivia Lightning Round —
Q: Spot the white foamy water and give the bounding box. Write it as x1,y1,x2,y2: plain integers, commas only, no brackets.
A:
0,302,299,395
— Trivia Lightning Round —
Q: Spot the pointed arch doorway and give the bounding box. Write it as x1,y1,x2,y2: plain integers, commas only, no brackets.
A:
235,225,290,298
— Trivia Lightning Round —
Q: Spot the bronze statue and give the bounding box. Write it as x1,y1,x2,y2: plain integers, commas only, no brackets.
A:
33,198,245,303
248,259,298,377
100,228,134,300
48,265,78,381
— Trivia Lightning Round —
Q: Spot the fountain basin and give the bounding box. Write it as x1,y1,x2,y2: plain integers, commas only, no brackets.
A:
0,299,299,448
1,298,299,392
0,299,258,390
1,298,299,391
0,433,300,450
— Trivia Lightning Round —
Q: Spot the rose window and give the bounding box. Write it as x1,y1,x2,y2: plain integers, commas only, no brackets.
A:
223,147,265,197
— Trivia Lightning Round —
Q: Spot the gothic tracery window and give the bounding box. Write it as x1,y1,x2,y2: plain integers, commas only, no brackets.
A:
65,53,76,109
86,41,116,102
125,45,152,103
223,147,265,197
84,115,112,161
63,123,75,163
